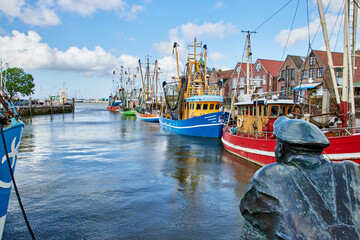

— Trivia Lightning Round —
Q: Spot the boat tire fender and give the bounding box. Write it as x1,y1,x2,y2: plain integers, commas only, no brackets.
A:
237,117,244,128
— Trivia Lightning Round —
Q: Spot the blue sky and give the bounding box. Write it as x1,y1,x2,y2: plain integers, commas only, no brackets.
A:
0,0,347,99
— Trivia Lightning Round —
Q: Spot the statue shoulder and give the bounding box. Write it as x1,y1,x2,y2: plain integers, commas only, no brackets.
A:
251,163,290,182
332,160,360,175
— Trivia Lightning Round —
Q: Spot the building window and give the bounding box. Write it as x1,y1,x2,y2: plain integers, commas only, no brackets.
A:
262,75,266,85
302,70,308,78
291,69,295,80
232,78,237,88
310,56,316,66
281,70,285,80
239,77,245,87
256,63,261,72
255,76,261,87
309,68,315,79
355,88,360,96
317,68,323,78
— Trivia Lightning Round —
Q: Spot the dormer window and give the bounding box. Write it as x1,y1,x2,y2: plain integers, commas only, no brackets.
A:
310,55,316,66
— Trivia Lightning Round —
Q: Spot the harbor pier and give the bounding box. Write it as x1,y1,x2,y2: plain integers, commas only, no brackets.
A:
18,98,75,116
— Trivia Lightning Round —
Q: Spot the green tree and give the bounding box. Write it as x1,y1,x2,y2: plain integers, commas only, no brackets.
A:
2,67,35,98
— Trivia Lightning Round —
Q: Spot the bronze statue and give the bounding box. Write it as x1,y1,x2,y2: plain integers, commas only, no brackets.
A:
239,116,360,239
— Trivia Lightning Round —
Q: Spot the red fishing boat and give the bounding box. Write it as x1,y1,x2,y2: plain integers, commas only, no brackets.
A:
222,95,360,166
136,57,160,122
222,3,360,166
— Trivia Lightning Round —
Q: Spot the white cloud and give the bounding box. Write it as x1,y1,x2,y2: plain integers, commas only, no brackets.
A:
181,21,238,41
158,56,182,80
0,30,139,76
0,0,24,17
213,2,224,9
152,21,238,80
274,13,341,47
153,21,238,56
0,0,60,26
21,4,61,26
0,0,146,26
124,4,145,21
315,0,343,13
209,52,225,60
57,0,145,20
57,0,126,16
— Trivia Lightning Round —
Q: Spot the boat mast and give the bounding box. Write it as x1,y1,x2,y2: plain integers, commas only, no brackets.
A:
242,31,255,95
146,55,150,100
343,0,350,128
154,60,159,109
138,59,145,94
349,0,358,128
317,0,341,106
173,42,181,84
203,44,208,91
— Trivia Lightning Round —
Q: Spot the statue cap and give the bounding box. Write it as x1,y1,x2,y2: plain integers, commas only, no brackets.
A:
273,116,330,149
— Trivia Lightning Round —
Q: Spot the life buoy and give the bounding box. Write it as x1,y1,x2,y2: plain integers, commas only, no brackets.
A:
237,117,244,128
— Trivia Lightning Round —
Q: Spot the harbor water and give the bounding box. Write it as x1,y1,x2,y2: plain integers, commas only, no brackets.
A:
3,103,259,240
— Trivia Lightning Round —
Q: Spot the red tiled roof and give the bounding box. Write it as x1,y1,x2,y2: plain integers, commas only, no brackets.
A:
218,69,233,79
313,50,360,83
257,59,283,76
313,50,343,67
235,62,253,74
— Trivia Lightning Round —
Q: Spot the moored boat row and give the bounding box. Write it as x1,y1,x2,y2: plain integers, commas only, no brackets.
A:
106,27,360,167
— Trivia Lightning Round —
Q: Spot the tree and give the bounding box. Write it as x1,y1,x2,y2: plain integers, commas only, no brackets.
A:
1,67,35,99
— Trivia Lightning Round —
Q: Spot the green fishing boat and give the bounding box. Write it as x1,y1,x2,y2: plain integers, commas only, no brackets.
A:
120,109,136,116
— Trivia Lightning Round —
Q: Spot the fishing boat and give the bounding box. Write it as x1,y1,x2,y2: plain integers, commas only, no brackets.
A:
119,67,137,116
107,70,121,112
159,38,230,138
107,99,121,112
135,57,160,122
0,91,24,237
222,2,360,166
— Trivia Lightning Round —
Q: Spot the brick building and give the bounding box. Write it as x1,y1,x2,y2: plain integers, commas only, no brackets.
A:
251,59,283,94
277,55,305,98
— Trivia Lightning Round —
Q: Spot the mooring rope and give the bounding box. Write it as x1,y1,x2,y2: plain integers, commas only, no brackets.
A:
1,126,35,240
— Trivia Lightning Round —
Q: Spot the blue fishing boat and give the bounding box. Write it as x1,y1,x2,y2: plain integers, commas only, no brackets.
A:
0,93,24,238
159,39,229,138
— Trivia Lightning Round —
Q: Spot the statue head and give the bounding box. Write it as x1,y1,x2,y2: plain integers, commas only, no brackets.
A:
273,116,330,163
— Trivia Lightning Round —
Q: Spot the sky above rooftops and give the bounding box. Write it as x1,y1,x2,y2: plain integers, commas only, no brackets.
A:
0,0,351,99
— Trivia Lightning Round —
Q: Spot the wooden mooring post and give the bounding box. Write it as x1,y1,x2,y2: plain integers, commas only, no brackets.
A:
72,98,75,113
50,98,53,114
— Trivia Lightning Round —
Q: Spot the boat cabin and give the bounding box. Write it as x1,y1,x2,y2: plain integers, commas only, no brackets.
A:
181,95,223,120
235,96,295,136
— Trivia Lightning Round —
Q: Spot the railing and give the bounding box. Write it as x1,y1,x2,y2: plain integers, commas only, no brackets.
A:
320,127,360,136
225,126,274,140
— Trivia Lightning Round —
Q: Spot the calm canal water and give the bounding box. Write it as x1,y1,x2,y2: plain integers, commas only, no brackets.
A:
3,103,259,240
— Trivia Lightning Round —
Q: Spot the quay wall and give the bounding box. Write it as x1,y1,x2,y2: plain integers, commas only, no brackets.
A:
18,104,74,116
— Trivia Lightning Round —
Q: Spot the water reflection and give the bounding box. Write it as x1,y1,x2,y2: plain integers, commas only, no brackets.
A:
4,103,260,239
